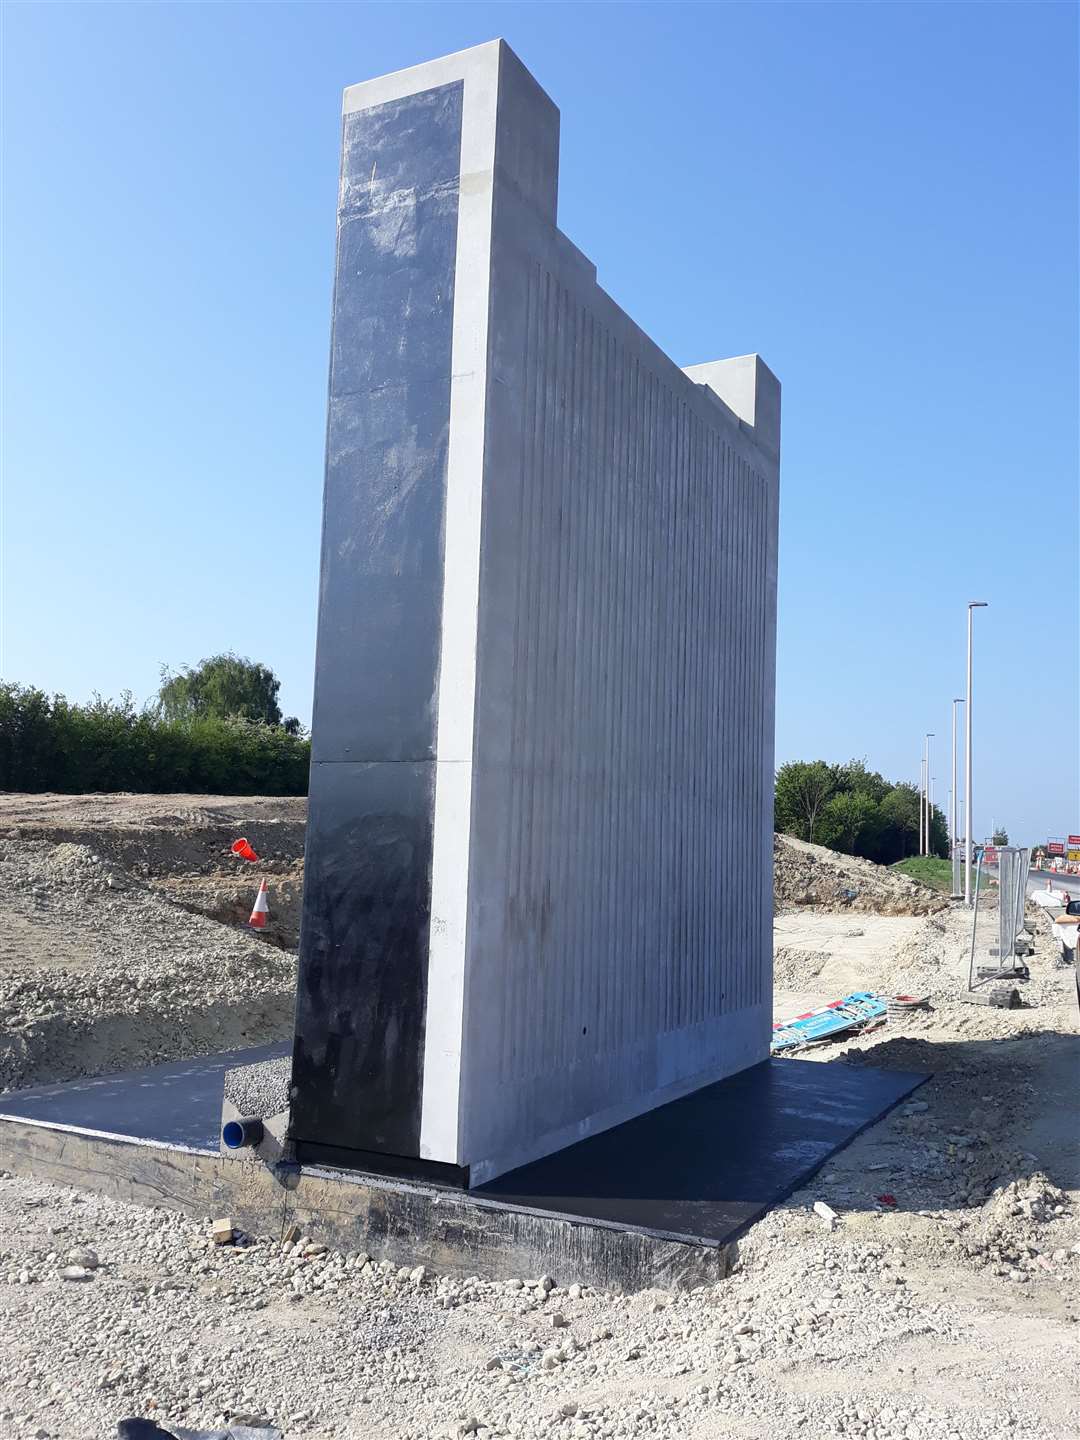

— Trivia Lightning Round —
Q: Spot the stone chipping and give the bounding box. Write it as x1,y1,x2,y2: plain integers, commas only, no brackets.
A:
223,1059,292,1122
0,1149,1076,1440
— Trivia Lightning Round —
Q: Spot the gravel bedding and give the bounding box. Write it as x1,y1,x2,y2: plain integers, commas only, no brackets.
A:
223,1057,292,1119
0,1158,1076,1440
1,901,1077,1440
772,944,834,990
0,839,296,1092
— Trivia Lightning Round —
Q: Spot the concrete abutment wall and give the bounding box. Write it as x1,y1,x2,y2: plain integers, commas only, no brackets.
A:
292,39,780,1184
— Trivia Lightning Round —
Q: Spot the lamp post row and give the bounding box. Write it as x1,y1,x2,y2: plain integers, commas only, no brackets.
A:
921,602,987,904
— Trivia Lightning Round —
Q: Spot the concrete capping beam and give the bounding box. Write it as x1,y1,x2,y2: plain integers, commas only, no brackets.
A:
682,354,781,463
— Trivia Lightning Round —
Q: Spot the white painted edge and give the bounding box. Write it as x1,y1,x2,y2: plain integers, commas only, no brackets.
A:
418,48,500,1164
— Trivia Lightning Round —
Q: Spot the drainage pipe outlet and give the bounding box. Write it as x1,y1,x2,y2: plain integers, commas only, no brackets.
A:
221,1117,264,1150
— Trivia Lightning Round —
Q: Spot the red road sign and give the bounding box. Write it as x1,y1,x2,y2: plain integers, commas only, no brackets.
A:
1068,834,1080,846
1048,841,1065,856
984,846,998,864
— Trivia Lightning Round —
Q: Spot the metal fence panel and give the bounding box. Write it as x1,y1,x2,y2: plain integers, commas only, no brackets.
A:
997,847,1030,960
1015,847,1030,951
998,848,1017,960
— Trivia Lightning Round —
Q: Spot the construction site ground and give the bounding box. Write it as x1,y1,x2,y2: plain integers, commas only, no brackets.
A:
0,796,1076,1440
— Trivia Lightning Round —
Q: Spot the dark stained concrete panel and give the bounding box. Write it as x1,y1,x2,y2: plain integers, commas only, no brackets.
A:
291,762,436,1156
292,81,463,1159
313,82,462,765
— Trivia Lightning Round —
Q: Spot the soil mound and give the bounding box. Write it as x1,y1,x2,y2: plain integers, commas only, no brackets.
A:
774,834,947,916
0,835,296,1092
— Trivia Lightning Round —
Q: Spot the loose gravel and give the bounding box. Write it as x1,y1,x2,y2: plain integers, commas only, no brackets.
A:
0,800,1076,1439
0,1152,1076,1440
0,839,296,1093
223,1058,292,1120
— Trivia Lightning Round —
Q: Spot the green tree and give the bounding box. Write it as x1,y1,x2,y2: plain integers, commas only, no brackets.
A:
0,682,56,791
992,827,1009,846
830,758,890,805
0,681,309,795
776,759,952,864
157,653,299,731
818,789,880,855
775,761,836,845
878,784,920,861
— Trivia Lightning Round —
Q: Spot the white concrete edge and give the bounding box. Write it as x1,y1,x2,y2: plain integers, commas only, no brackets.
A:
468,1002,772,1186
342,39,503,115
419,48,500,1165
682,355,781,465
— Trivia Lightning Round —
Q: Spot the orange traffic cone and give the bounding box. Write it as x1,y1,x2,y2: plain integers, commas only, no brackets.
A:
248,879,270,929
232,838,259,863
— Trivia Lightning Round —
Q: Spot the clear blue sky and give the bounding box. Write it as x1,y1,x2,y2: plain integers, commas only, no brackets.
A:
2,2,1077,846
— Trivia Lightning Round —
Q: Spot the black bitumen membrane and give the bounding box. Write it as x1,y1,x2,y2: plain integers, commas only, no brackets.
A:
0,1044,290,1152
477,1058,927,1244
0,1051,926,1247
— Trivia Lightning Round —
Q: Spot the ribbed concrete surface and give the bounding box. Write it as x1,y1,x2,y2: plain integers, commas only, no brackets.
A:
460,246,778,1179
504,264,773,1052
295,41,779,1182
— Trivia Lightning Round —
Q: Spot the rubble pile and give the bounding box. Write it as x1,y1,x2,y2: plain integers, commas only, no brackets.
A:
773,835,948,916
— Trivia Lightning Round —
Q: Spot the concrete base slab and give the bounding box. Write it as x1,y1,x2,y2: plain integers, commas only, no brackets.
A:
0,1050,927,1291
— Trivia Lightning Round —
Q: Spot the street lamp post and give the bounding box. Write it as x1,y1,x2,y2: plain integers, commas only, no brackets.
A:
951,697,964,897
924,733,934,856
964,602,989,904
921,754,933,852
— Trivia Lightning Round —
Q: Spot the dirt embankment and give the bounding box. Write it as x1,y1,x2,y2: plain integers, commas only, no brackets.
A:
0,796,307,1092
773,833,948,916
2,798,948,948
0,793,307,950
